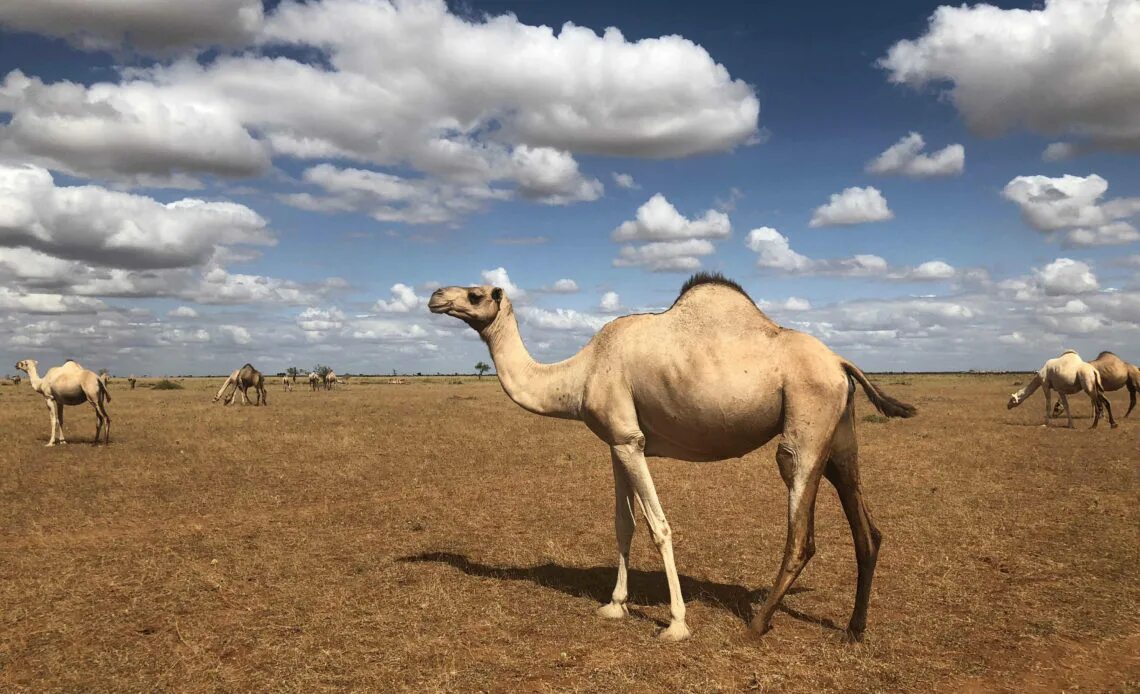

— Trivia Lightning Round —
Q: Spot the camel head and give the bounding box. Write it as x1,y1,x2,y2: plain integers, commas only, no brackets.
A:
1007,391,1024,409
14,359,36,374
429,285,506,330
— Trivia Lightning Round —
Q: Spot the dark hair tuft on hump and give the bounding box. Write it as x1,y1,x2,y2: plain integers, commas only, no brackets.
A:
676,272,751,302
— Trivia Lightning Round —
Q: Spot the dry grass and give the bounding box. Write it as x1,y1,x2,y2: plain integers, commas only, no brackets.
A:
1,375,1137,692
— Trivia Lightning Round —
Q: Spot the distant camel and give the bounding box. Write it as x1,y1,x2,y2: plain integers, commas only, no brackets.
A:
1052,351,1139,418
213,364,268,406
128,375,136,390
15,359,112,445
1008,350,1115,428
309,372,321,391
324,370,338,390
282,375,293,392
430,273,916,642
10,374,20,386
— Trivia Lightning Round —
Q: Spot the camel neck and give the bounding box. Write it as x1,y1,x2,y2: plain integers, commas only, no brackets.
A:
479,302,588,420
1015,373,1043,401
25,363,43,391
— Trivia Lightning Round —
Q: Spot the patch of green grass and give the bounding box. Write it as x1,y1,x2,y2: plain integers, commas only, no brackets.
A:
151,379,184,390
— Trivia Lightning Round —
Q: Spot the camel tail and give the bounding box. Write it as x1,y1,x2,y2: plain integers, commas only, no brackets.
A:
98,374,112,403
840,360,916,418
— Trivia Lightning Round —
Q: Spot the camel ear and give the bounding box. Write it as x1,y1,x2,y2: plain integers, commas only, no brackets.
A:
491,287,503,302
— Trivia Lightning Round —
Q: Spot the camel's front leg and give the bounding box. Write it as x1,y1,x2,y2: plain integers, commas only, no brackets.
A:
1042,385,1052,427
613,435,689,641
597,451,636,620
44,398,60,446
53,401,67,445
1058,392,1073,428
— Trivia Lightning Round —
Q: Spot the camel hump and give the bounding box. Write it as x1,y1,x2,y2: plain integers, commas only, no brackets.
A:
1096,350,1116,360
1060,349,1078,356
241,363,255,370
675,272,751,303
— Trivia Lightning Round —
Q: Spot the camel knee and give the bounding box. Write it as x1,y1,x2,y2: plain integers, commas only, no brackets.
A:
648,519,673,549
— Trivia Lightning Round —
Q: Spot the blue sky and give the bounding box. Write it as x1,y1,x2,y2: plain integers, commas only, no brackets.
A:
1,0,1138,376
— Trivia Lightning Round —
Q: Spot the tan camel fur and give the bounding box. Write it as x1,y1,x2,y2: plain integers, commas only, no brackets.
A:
15,359,112,445
1008,350,1115,428
213,364,268,406
1051,351,1139,418
128,375,136,390
282,375,293,392
324,371,338,390
307,372,319,391
430,274,916,642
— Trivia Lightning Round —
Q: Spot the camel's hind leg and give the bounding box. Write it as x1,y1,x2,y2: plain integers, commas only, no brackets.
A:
92,392,111,444
54,401,67,445
1058,391,1073,428
1097,392,1116,429
824,397,882,641
1127,381,1137,418
597,451,636,620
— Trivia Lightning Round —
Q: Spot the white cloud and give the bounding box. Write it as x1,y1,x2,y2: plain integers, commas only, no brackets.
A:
612,194,731,242
373,283,422,313
510,146,603,205
613,239,716,272
216,324,252,345
612,172,639,189
1002,174,1140,246
1064,222,1140,247
541,279,580,294
809,186,894,227
296,307,346,332
746,227,813,272
599,291,622,313
0,0,264,53
0,287,104,314
880,0,1140,155
745,226,947,281
481,267,526,300
168,306,199,318
865,132,964,177
517,306,612,333
0,164,274,270
1036,258,1099,296
758,296,812,312
892,260,956,281
998,332,1027,345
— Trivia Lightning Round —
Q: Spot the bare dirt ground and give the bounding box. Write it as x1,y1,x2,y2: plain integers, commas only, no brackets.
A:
1,374,1137,692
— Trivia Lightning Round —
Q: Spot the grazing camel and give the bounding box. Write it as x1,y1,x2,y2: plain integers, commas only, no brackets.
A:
282,374,293,392
429,273,916,642
10,374,20,386
1008,350,1115,428
128,375,136,390
1051,351,1139,419
309,372,321,391
213,364,268,406
15,359,112,445
324,370,338,390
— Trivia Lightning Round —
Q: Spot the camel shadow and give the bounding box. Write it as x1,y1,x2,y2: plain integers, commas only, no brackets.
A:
399,551,840,632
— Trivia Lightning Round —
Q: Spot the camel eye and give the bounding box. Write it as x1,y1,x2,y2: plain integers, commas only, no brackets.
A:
468,292,481,304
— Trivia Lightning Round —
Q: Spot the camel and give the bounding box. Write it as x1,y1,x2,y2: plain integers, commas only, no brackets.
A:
429,273,916,642
15,359,112,445
324,370,338,390
309,372,321,391
282,374,293,392
10,374,20,387
1008,350,1115,428
213,363,268,406
128,375,136,390
1050,351,1139,419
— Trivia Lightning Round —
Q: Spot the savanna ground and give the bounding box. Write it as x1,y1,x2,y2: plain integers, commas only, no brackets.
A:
1,374,1137,692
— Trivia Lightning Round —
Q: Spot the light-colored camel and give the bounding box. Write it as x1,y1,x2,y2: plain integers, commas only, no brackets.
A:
213,363,268,406
309,372,321,391
128,375,136,390
324,370,338,390
1051,351,1139,419
429,274,916,642
282,374,293,392
15,359,112,445
10,374,20,386
1008,350,1115,428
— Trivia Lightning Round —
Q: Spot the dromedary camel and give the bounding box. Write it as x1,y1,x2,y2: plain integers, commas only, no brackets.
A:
213,364,268,406
15,359,112,445
1050,351,1139,419
282,374,293,392
309,372,321,391
10,374,20,386
128,375,136,390
324,370,338,390
1008,350,1115,428
429,274,916,642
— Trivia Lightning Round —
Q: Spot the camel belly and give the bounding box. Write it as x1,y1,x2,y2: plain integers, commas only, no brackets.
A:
635,385,784,461
51,390,88,406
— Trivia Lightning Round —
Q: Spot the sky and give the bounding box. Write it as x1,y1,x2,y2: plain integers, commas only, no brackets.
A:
1,0,1138,376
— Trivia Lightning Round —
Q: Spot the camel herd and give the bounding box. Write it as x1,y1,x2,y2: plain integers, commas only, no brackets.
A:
8,272,1139,644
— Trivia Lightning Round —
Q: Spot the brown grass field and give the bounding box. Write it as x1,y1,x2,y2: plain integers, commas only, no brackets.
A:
1,374,1137,692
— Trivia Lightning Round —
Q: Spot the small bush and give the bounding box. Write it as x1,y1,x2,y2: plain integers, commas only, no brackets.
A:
862,413,889,424
151,379,184,390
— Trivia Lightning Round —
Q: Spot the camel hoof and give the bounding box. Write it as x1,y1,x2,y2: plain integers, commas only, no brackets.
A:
844,627,865,643
657,621,690,642
596,602,628,620
748,616,771,637
1110,422,1119,429
45,442,56,447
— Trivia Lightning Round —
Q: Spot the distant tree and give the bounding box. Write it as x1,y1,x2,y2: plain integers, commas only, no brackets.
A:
313,364,332,378
391,368,397,377
475,361,491,379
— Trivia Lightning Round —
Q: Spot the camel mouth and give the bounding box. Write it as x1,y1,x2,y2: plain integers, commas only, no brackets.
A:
428,300,452,314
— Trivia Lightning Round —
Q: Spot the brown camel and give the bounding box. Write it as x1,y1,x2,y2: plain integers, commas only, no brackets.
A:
429,273,916,642
10,374,20,386
213,363,268,406
128,375,136,390
1051,351,1139,419
15,359,112,445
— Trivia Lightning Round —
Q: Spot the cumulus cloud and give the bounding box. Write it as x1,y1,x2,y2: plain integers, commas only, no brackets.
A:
865,132,964,177
216,324,252,345
540,279,580,294
481,267,526,300
612,173,639,189
517,306,612,333
510,146,603,205
808,186,894,227
599,291,622,313
0,287,104,314
1035,258,1099,296
1002,174,1140,246
373,283,422,313
0,164,274,270
745,227,949,280
880,0,1140,155
611,194,730,272
0,0,264,53
168,306,199,318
